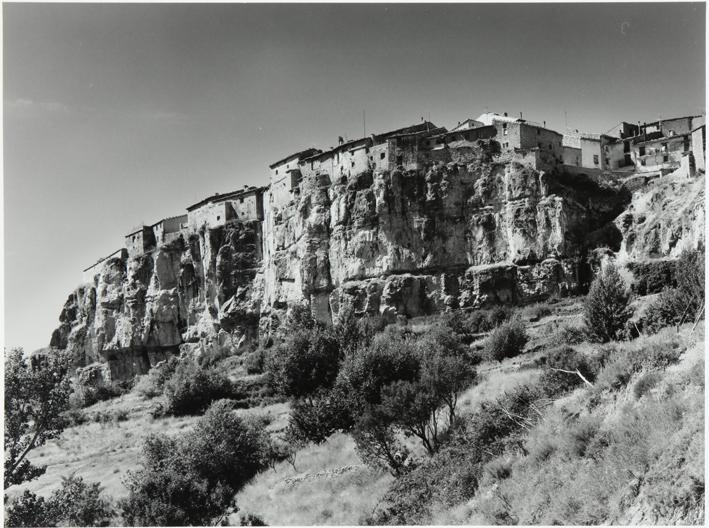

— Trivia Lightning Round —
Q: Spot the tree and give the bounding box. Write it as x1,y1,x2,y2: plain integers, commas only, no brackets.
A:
120,400,269,526
265,327,341,399
4,349,72,488
584,262,633,342
5,476,113,527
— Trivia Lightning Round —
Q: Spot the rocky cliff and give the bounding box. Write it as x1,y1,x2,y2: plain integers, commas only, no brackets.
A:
53,139,695,382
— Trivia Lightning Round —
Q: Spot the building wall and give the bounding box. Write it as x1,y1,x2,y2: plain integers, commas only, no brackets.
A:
187,201,235,231
270,158,302,209
660,117,695,137
602,141,626,169
125,227,156,258
562,146,582,166
632,135,687,172
231,192,262,221
692,126,705,172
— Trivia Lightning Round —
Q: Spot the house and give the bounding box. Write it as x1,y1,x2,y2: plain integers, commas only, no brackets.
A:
269,148,322,208
451,118,485,132
152,214,188,245
186,186,265,231
562,132,624,170
125,226,156,258
475,112,564,168
82,248,128,282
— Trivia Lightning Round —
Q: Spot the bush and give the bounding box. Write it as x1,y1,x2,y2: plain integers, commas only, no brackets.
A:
641,250,705,333
120,400,269,526
134,356,179,399
288,388,354,444
5,476,113,527
484,318,528,361
445,307,513,343
539,346,597,397
240,513,268,526
244,348,266,375
163,361,238,416
633,371,662,399
265,327,341,398
627,260,677,295
62,407,88,427
584,263,633,343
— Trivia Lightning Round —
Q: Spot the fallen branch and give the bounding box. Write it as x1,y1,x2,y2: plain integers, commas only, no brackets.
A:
549,367,594,388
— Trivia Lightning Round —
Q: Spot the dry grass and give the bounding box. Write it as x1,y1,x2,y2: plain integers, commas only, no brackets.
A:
233,433,393,525
5,391,291,501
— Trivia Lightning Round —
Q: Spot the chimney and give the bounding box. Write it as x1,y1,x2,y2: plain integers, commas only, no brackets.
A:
504,112,508,117
520,112,523,119
543,121,546,128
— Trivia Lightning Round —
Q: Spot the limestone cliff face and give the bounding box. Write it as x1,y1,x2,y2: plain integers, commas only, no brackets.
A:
52,143,632,381
51,222,263,380
615,172,705,261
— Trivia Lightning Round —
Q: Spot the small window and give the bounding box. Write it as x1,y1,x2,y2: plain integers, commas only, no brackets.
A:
216,215,220,221
396,155,403,165
661,143,667,152
365,147,370,153
380,152,385,160
593,154,599,165
275,169,278,175
351,161,355,168
663,155,669,162
641,159,646,166
239,198,244,203
639,146,646,156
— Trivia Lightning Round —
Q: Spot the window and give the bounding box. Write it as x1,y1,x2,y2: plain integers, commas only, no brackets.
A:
216,215,220,221
365,147,370,153
275,169,279,175
396,155,403,165
639,146,646,156
351,161,355,168
663,155,669,162
380,152,385,160
641,159,646,166
605,158,610,166
503,123,508,136
661,142,668,152
593,154,599,165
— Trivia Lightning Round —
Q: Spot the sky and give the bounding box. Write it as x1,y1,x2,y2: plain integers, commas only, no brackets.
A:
3,2,706,352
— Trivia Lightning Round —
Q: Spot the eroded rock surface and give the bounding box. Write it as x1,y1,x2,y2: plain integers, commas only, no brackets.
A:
53,143,642,381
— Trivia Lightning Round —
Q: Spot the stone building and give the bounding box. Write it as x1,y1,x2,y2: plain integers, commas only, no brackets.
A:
125,226,156,258
187,186,265,231
475,112,564,167
691,121,705,173
82,248,128,283
562,132,625,171
268,148,321,209
152,214,188,245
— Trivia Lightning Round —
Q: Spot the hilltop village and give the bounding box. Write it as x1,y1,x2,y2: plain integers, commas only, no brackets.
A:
83,111,706,278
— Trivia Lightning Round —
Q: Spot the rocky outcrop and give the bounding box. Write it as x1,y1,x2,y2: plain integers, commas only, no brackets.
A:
615,171,705,261
52,141,634,381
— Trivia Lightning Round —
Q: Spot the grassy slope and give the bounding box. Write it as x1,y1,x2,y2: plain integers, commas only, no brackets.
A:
435,324,705,525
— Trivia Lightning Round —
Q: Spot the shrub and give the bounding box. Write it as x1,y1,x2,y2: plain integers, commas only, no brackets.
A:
134,356,179,399
120,400,269,526
240,513,268,526
642,250,704,333
484,318,528,361
445,307,513,343
62,407,88,427
539,346,597,397
244,348,266,375
265,327,341,398
584,263,633,343
288,388,354,444
163,361,238,416
627,260,677,295
633,371,662,399
5,476,113,527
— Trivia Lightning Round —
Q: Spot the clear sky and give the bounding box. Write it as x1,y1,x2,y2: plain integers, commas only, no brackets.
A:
3,2,705,352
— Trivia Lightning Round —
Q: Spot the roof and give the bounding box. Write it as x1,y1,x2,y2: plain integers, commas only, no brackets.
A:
125,225,150,237
304,137,373,162
269,148,322,169
451,118,484,132
151,213,188,227
186,186,263,212
476,112,521,126
372,121,438,142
